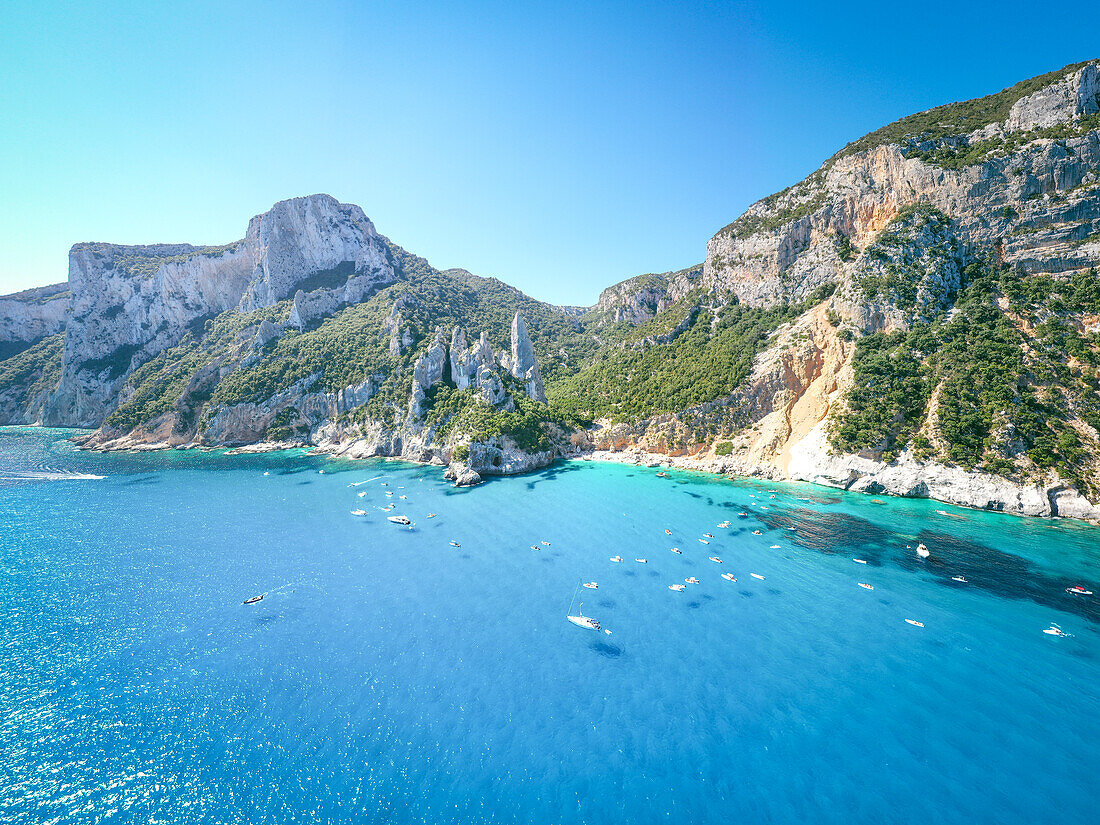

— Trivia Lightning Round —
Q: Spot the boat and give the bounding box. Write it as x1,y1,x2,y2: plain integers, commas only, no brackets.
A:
610,556,623,563
916,543,930,559
583,582,598,589
399,495,408,499
358,491,367,497
243,594,264,605
567,613,600,630
427,513,436,518
751,573,765,580
717,521,730,528
858,582,874,590
530,545,540,550
263,472,269,476
387,515,412,525
670,547,681,554
738,512,748,517
685,577,699,584
635,558,647,563
350,509,367,516
721,573,737,582
1066,586,1093,596
751,530,762,536
656,471,669,477
709,556,722,563
702,532,714,538
566,590,601,630
769,544,781,549
952,576,968,583
1043,624,1072,637
665,529,672,535
541,541,551,546
853,558,868,564
668,584,686,591
904,619,924,627
449,541,461,547
699,538,710,544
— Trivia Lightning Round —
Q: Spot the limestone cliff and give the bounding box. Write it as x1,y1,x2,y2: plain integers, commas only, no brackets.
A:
43,194,396,427
0,284,69,357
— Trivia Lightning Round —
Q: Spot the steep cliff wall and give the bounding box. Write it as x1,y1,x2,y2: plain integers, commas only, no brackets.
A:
43,194,396,427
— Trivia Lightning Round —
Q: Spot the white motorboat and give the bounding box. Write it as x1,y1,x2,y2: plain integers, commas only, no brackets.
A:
387,515,412,525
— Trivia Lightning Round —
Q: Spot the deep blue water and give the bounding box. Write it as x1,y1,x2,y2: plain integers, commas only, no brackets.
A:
1,426,1097,824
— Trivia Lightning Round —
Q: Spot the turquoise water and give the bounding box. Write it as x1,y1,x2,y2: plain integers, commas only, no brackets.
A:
1,427,1097,824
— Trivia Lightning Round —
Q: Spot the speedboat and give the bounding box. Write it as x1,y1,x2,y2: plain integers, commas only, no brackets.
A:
567,613,600,630
717,521,730,528
916,543,930,559
738,512,748,517
665,529,672,535
541,541,551,546
668,584,686,592
1066,586,1093,596
709,556,722,563
635,558,647,563
1043,624,1071,637
750,573,765,580
769,544,781,549
699,538,710,544
858,582,874,590
685,577,700,584
702,532,714,538
853,558,868,564
530,545,540,550
350,509,367,516
904,619,924,627
583,582,598,589
610,556,623,563
751,530,762,536
449,541,461,547
952,576,968,583
427,513,436,518
670,547,682,554
243,594,264,605
721,573,737,582
387,515,412,525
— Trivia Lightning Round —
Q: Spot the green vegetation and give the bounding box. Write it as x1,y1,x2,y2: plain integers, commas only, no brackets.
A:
829,61,1093,163
0,333,64,413
854,205,959,314
908,112,1100,170
548,284,836,423
105,303,291,430
714,441,733,456
832,260,1100,491
424,386,577,453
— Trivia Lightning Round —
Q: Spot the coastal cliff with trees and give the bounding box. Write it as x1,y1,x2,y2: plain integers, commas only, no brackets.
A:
2,61,1100,516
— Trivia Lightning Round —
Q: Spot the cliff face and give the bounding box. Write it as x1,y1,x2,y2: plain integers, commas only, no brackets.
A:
578,60,1100,519
42,194,396,427
4,61,1100,515
0,284,69,354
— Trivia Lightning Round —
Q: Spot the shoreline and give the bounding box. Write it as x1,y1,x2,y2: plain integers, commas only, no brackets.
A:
56,427,1100,526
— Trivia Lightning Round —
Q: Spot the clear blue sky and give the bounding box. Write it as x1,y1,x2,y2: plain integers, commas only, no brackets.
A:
0,1,1095,305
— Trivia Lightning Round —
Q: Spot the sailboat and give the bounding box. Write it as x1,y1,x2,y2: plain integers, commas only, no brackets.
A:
566,585,604,631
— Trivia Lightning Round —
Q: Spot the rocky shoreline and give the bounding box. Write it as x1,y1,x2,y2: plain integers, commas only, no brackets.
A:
71,428,1100,523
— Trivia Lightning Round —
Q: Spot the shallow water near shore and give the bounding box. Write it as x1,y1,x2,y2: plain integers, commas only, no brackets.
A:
1,426,1098,824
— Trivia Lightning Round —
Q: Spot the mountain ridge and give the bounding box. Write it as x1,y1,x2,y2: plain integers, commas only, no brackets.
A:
3,59,1100,518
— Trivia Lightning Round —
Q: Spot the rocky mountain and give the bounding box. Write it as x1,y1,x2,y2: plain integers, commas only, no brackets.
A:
2,60,1100,516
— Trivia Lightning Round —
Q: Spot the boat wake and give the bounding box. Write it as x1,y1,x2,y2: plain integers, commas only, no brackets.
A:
0,469,105,482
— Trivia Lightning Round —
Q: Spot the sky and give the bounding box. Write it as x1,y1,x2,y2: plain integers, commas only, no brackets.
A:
0,1,1095,305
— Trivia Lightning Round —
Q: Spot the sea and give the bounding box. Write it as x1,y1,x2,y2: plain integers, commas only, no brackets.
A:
0,426,1097,824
